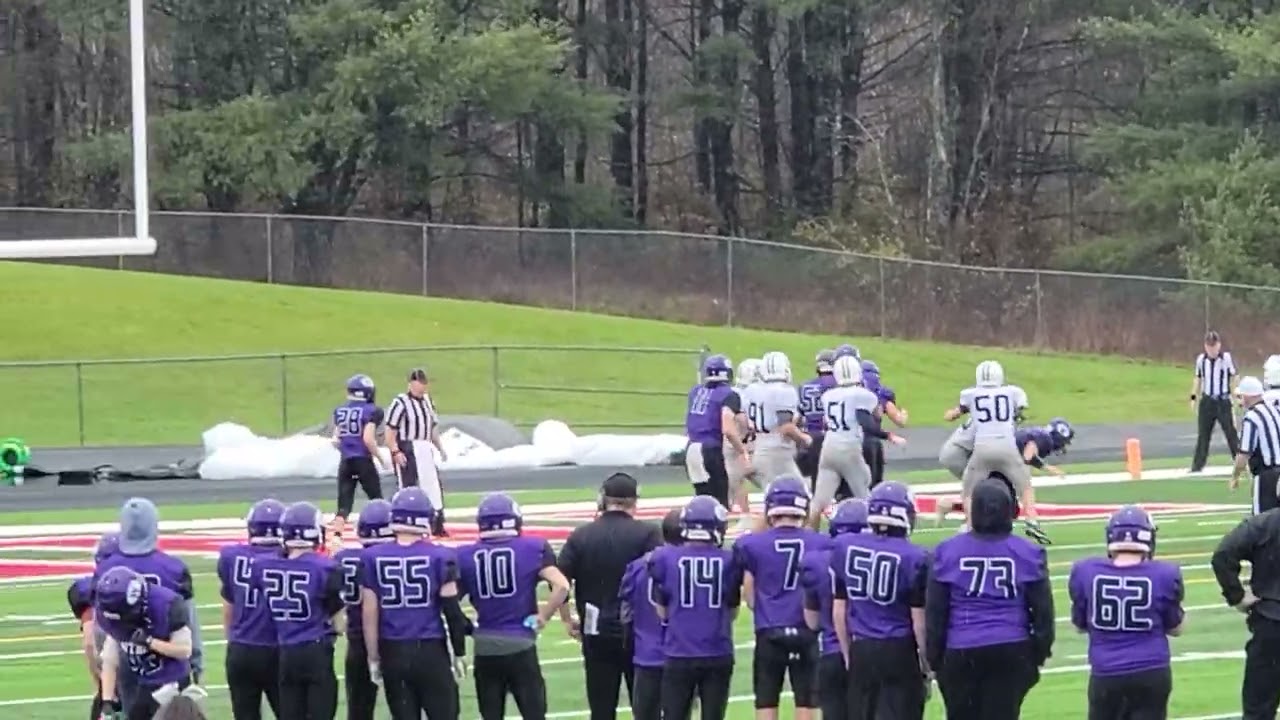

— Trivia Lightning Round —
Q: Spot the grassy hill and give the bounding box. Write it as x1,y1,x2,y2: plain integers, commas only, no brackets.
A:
0,262,1190,445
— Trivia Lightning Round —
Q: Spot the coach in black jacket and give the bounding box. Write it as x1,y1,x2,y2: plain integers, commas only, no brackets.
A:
557,473,663,720
1212,509,1280,719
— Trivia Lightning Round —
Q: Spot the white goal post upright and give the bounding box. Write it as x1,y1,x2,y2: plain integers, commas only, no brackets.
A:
0,0,156,260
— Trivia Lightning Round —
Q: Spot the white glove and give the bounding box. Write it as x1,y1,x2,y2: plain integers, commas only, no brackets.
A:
368,660,382,686
452,655,468,680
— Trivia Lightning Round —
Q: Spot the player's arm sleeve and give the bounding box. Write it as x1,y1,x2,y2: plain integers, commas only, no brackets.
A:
908,552,929,608
371,407,386,426
924,556,949,671
438,557,473,649
540,540,557,569
321,567,346,616
1025,549,1055,665
724,555,744,609
723,390,742,414
1067,567,1087,631
216,554,233,603
646,553,670,605
1212,518,1260,606
854,409,890,439
176,566,195,600
167,599,191,632
1165,569,1186,630
829,552,848,597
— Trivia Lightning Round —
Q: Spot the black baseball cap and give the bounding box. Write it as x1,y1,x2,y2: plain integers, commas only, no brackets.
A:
601,472,639,500
408,368,429,382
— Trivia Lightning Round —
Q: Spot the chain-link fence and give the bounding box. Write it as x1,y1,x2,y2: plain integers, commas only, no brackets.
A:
0,345,706,447
5,207,1280,363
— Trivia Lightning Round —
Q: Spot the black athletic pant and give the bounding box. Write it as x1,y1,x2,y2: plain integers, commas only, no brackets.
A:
1088,667,1172,720
752,628,818,708
937,640,1039,720
1254,467,1280,515
227,641,282,720
336,456,383,520
474,646,547,720
849,637,925,720
863,439,886,488
817,653,847,720
279,640,338,720
393,442,448,535
344,635,378,720
381,638,457,720
631,665,663,720
582,635,635,720
1192,396,1239,472
661,658,734,720
1242,615,1280,719
694,444,731,508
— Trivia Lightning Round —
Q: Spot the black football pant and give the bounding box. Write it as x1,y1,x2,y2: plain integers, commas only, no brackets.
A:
937,640,1039,720
278,640,338,720
817,653,848,720
474,646,547,720
849,636,926,720
582,635,635,720
1088,667,1171,720
1253,467,1280,515
381,638,458,720
661,657,734,720
336,457,383,520
694,444,731,509
394,442,448,535
227,641,282,720
631,665,663,720
798,436,854,501
863,439,886,488
753,628,818,708
1192,396,1239,472
1242,615,1280,719
344,636,379,720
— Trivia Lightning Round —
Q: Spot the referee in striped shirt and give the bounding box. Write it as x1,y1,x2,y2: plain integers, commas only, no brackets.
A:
1232,376,1280,515
386,368,450,536
1191,330,1240,473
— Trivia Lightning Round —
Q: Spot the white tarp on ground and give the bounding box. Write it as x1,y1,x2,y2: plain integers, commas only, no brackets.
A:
197,421,689,480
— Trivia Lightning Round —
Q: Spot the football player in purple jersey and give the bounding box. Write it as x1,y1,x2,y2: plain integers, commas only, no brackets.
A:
649,496,741,720
685,354,749,509
734,476,830,720
332,375,389,535
802,499,868,720
216,499,286,720
334,499,394,720
1070,506,1182,720
796,350,842,495
251,502,346,720
95,566,195,720
926,476,1055,720
68,532,118,720
620,508,684,720
361,487,470,720
458,493,573,720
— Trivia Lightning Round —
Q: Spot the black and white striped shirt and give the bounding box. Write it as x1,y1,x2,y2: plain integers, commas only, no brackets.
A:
386,392,438,442
1196,352,1237,398
1242,401,1280,470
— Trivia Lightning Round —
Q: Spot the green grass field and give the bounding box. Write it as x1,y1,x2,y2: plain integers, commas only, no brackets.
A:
2,262,1198,447
0,462,1255,719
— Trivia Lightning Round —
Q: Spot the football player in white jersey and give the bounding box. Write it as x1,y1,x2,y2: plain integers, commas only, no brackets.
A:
1263,355,1280,410
729,358,763,530
947,360,1048,544
743,351,811,484
809,356,905,528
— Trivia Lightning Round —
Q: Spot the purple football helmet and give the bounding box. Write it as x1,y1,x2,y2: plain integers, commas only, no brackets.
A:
1106,505,1157,556
390,487,435,534
867,482,916,533
764,475,811,519
702,354,733,384
246,499,285,545
95,565,148,620
477,492,523,539
1048,417,1075,449
829,499,870,537
346,374,376,403
680,496,729,545
860,359,880,377
815,349,836,374
93,532,120,565
835,344,860,360
280,502,325,549
357,499,394,545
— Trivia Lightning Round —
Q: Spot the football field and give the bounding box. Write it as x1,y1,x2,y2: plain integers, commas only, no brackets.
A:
0,466,1255,720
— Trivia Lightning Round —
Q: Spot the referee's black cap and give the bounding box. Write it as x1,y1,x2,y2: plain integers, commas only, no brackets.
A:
601,472,639,500
408,368,429,382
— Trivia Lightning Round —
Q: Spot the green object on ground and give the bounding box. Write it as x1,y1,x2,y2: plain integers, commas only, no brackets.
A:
0,262,1195,446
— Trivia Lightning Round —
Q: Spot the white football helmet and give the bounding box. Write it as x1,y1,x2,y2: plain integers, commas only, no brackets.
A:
1265,355,1280,388
761,351,792,383
736,359,762,388
833,355,862,387
975,360,1004,388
